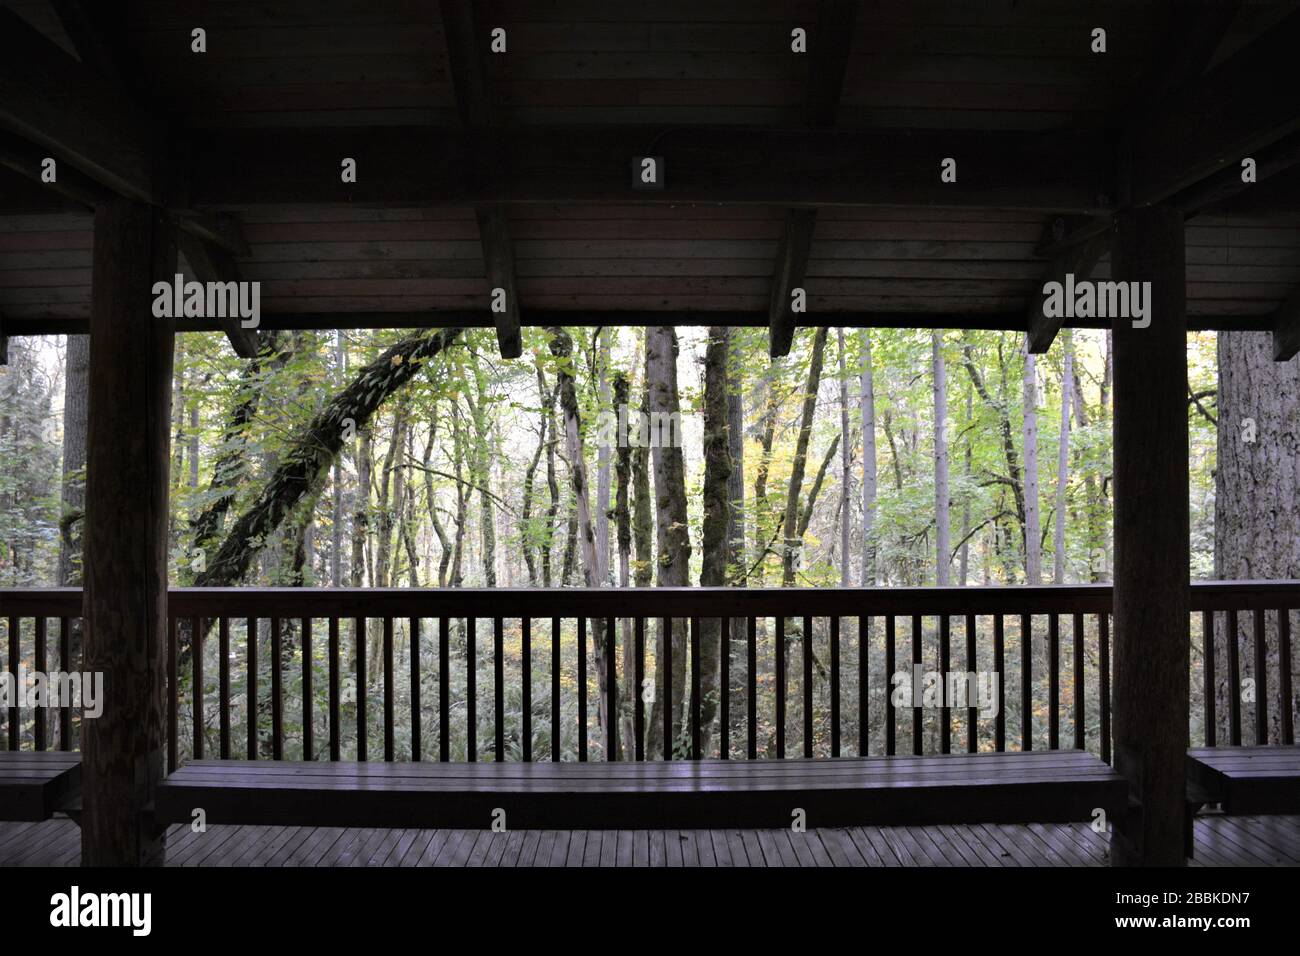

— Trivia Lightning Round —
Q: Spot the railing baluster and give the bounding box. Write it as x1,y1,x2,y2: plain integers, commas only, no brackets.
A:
1279,608,1293,746
939,613,950,754
355,616,367,761
993,614,1006,752
746,616,757,760
168,616,178,770
858,615,868,757
1047,613,1059,750
1254,608,1268,746
662,616,672,760
911,615,922,756
550,617,560,762
1072,611,1085,751
409,616,420,761
578,617,587,762
965,613,977,754
271,616,283,760
1020,613,1032,752
466,616,476,762
192,616,203,760
439,616,449,762
1099,613,1111,764
247,617,258,760
607,616,617,761
219,617,231,759
328,617,340,761
1228,609,1241,745
775,615,786,759
7,616,17,750
521,617,531,762
302,617,313,761
885,615,896,757
384,615,395,762
691,616,701,760
1202,610,1216,747
803,615,813,758
34,616,46,751
720,617,730,760
634,616,645,761
830,616,840,757
59,616,71,751
493,617,504,762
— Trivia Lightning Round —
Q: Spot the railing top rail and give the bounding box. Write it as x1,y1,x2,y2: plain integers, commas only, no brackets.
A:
2,581,1298,618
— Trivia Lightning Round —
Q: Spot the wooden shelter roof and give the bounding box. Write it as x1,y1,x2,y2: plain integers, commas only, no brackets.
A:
1,0,1299,354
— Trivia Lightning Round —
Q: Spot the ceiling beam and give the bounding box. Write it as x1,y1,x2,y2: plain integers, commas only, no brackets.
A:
439,0,521,359
184,125,1111,211
4,310,1279,337
766,0,857,358
177,227,262,359
1273,287,1300,362
0,7,155,204
1130,7,1300,206
1172,128,1300,218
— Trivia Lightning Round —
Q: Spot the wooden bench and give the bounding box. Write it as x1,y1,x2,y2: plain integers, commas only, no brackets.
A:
157,749,1126,830
0,752,81,821
1187,746,1300,815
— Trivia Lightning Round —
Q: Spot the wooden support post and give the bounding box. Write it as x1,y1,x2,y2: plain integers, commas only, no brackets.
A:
1109,205,1190,866
81,197,174,866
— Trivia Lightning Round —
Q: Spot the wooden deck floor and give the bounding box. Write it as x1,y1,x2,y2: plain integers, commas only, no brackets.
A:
2,814,1297,866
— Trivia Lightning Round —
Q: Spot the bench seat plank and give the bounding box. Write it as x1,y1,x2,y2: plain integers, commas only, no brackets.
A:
158,750,1126,830
1187,746,1300,814
0,752,81,822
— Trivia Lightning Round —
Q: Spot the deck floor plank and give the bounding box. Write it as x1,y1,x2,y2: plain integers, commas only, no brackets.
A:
8,818,1286,867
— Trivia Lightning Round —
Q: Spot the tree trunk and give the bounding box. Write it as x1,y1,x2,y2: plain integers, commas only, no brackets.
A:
837,329,851,584
782,327,829,585
595,328,612,585
58,334,89,588
933,332,950,586
195,329,462,587
699,327,731,755
1022,339,1042,584
612,372,636,757
1053,330,1073,584
645,326,691,757
860,330,877,586
1214,330,1300,746
548,328,618,759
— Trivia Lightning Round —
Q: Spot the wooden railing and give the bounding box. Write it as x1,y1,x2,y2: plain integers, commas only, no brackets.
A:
1,583,1296,767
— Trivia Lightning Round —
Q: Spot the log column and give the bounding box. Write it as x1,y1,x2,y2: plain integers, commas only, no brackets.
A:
81,197,174,866
1109,204,1190,866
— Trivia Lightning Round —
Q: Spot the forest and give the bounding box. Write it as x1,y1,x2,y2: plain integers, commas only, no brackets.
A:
0,324,1295,763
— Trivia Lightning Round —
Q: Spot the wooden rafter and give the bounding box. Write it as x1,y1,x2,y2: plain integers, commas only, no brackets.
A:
177,226,262,359
1026,220,1112,354
1273,286,1300,362
767,0,857,358
439,0,521,359
1130,7,1300,206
